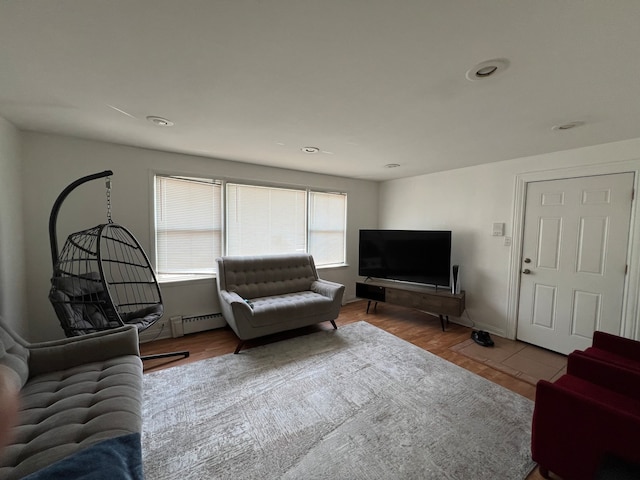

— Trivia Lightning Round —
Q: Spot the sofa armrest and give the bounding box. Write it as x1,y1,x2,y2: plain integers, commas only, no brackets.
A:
592,331,640,361
310,279,345,301
218,290,253,318
28,326,140,377
219,290,252,310
217,289,255,340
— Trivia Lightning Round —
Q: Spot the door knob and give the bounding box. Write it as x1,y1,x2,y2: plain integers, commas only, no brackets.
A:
522,269,531,274
524,258,531,263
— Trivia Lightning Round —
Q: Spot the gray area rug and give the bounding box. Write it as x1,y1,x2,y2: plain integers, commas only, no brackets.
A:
142,322,536,479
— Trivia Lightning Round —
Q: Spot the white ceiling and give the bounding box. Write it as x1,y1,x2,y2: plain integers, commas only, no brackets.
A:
1,1,640,181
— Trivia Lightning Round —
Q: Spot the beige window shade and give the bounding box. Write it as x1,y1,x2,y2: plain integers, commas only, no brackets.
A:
309,191,347,266
226,183,306,256
155,176,347,276
155,176,222,277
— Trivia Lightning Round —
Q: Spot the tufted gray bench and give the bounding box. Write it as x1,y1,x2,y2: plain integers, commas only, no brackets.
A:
216,253,345,353
0,317,143,480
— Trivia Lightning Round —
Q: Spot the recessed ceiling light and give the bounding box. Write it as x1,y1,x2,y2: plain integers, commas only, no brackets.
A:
475,66,498,77
146,116,174,127
465,59,510,81
301,147,320,153
384,163,400,169
552,121,585,131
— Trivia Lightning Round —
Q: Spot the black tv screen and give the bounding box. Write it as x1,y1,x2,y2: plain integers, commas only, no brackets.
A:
359,230,451,287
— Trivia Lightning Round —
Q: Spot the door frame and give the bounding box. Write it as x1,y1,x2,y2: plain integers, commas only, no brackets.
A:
506,161,640,342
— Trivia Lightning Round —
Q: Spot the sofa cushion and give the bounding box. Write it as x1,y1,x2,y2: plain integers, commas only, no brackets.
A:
0,317,30,389
0,355,142,480
221,254,318,299
583,346,640,373
553,374,640,413
248,291,335,327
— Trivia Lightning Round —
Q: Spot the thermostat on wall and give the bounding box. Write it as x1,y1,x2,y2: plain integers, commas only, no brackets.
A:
492,222,505,236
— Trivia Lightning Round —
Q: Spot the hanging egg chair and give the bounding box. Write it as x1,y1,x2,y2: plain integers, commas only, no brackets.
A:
48,170,188,361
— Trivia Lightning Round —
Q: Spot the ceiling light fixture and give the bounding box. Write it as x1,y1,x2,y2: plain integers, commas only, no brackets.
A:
552,121,585,131
301,147,320,153
146,116,174,127
465,58,510,81
475,66,498,77
384,163,400,169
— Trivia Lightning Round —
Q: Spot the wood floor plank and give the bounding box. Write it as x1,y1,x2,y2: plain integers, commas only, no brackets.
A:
140,299,546,479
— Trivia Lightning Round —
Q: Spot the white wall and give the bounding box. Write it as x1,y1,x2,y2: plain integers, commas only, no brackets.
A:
22,132,379,341
380,137,640,338
0,117,27,336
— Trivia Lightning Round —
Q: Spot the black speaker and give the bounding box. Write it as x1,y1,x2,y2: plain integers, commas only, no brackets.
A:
451,264,459,294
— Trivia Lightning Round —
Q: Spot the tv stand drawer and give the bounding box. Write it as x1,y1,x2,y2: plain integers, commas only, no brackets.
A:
386,288,463,316
356,282,386,302
355,280,465,320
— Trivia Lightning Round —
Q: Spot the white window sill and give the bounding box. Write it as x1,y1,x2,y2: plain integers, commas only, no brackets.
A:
157,274,216,286
317,262,349,270
157,263,348,286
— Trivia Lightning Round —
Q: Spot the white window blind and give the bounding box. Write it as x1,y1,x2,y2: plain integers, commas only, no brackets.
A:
226,183,307,256
154,176,347,278
155,176,222,279
309,191,347,266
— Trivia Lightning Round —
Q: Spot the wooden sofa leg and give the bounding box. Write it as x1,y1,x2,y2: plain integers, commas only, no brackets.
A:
234,341,245,354
330,320,337,330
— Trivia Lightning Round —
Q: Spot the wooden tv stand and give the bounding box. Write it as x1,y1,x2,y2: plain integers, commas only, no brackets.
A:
355,279,465,331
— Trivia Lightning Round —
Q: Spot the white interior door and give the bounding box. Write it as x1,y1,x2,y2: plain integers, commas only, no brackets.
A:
517,173,634,354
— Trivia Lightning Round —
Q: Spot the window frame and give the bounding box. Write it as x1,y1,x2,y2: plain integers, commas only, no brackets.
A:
151,172,347,283
308,189,348,268
225,181,309,257
153,174,223,282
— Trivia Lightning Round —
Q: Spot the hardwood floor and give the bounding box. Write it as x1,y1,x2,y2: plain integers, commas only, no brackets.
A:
140,300,549,479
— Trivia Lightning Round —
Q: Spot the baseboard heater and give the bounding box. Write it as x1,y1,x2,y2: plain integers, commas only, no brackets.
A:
170,313,225,337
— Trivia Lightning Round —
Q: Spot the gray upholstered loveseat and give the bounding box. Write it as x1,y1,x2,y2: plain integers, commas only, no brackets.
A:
0,318,143,480
216,253,345,353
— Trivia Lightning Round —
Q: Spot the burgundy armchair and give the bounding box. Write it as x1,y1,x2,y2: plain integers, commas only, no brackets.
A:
531,350,640,480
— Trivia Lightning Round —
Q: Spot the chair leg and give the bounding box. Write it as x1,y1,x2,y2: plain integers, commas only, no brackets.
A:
330,320,337,330
234,341,245,354
142,350,189,361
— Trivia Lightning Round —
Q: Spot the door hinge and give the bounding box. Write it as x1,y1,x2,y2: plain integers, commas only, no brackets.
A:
625,264,629,275
632,189,635,200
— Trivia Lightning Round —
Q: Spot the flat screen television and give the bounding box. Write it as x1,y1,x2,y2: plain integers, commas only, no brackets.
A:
358,229,452,287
